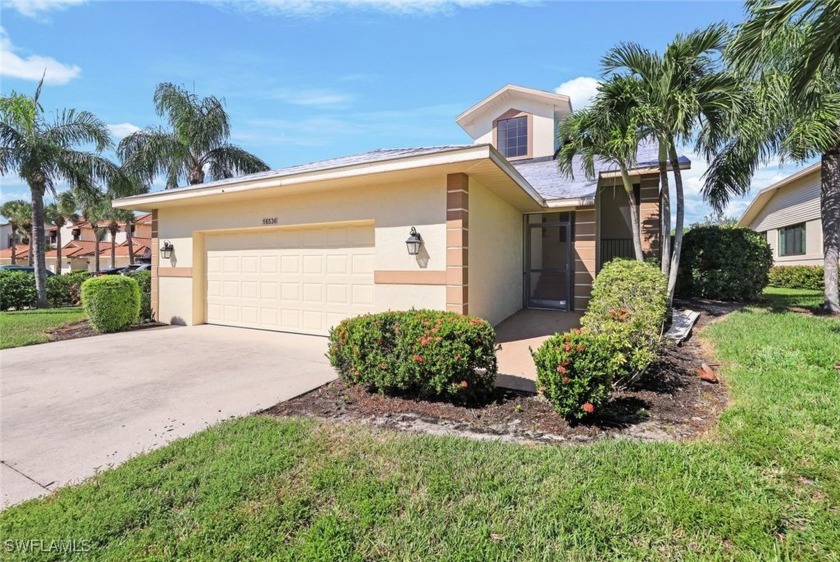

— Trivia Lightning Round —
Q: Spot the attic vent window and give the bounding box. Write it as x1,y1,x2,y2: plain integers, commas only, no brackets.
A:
497,115,528,158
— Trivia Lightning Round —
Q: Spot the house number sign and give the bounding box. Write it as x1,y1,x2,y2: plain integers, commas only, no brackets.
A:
262,217,278,225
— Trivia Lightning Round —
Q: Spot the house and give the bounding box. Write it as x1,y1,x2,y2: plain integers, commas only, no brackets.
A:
0,214,153,272
737,163,825,266
114,85,688,334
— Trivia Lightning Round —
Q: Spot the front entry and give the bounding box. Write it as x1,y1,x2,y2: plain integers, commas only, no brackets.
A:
525,212,572,311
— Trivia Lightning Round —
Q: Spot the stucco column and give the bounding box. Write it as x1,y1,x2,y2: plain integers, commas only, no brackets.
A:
639,173,661,257
150,210,159,321
573,207,596,311
446,173,469,314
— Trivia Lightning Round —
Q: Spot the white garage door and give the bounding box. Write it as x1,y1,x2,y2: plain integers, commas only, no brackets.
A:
205,224,375,336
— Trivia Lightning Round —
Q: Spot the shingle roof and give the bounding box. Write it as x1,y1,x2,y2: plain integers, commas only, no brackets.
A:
512,140,691,201
137,146,473,195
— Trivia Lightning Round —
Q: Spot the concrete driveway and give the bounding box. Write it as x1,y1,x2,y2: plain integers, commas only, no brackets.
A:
1,325,336,509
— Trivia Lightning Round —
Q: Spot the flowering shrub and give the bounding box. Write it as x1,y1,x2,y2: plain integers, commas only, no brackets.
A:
328,310,497,401
532,330,623,419
582,259,667,386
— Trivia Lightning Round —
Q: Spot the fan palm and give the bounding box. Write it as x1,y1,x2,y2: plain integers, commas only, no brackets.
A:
702,5,840,313
602,23,742,304
45,191,79,275
0,79,116,306
118,83,270,189
556,76,646,261
0,199,31,265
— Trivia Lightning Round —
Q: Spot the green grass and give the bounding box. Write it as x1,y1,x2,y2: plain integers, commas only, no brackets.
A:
0,307,86,349
761,286,825,312
1,289,838,560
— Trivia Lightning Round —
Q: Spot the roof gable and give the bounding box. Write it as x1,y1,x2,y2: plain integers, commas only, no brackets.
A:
455,85,571,134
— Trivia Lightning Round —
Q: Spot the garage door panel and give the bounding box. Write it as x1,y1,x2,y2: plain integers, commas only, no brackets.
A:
206,225,375,335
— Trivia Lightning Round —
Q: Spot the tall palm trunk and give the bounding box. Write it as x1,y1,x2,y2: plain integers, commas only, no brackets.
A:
188,165,205,185
821,146,840,314
94,230,101,274
658,142,672,275
30,185,48,308
619,165,644,261
27,226,33,266
127,221,135,264
666,142,685,305
9,223,17,265
109,225,118,269
55,226,62,275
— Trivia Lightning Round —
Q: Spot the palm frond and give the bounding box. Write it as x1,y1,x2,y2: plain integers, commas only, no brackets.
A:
203,144,270,181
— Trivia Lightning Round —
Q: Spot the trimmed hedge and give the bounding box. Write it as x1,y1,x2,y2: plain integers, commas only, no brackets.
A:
768,265,829,291
533,260,668,419
46,271,91,307
0,271,36,311
328,310,497,401
582,259,667,384
677,226,772,301
127,270,153,321
81,275,141,333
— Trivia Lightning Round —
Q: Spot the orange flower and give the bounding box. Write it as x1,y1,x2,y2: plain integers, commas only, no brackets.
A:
582,402,595,414
556,365,567,374
459,380,469,388
412,354,425,363
564,343,572,352
561,376,570,384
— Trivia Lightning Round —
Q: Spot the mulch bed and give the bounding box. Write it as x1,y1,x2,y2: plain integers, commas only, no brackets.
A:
48,319,166,342
268,302,733,444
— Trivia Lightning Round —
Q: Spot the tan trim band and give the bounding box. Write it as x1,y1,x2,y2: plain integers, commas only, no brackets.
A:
158,267,193,278
374,270,447,285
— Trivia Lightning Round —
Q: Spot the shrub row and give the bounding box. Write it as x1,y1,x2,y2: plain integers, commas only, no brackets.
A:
677,226,772,301
81,276,141,333
533,260,668,419
0,270,93,310
126,270,153,321
768,265,829,291
328,310,497,402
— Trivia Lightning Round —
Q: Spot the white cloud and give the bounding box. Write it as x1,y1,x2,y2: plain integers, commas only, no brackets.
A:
265,88,353,107
555,76,599,111
203,0,530,17
2,0,87,19
0,27,81,85
107,122,141,140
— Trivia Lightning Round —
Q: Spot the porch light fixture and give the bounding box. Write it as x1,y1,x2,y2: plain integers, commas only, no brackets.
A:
405,227,423,256
159,240,174,260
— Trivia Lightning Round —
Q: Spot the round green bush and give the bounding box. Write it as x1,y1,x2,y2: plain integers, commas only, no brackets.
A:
0,271,36,311
81,275,141,333
328,310,497,401
677,226,772,301
582,259,667,385
533,330,623,419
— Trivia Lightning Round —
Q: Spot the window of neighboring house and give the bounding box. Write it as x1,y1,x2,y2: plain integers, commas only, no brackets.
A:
72,229,80,241
779,223,806,256
497,115,528,158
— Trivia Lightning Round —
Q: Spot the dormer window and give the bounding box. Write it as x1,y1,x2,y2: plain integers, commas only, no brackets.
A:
497,115,528,158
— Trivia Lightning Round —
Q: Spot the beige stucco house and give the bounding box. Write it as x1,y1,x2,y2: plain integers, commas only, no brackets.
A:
738,163,825,266
114,85,686,335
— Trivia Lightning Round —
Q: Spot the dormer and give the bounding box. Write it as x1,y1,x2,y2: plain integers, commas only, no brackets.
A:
455,85,572,161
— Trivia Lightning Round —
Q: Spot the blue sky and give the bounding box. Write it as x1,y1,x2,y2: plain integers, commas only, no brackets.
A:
0,0,814,224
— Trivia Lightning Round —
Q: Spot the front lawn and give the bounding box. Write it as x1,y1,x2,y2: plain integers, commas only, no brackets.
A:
0,307,86,349
1,289,838,559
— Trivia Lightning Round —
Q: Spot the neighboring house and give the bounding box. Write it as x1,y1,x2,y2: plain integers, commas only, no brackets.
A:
738,163,825,266
0,222,13,251
114,84,689,334
0,213,153,272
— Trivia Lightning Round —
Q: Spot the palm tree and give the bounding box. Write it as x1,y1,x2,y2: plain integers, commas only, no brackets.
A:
108,172,150,264
76,190,109,274
556,76,646,261
602,23,741,304
0,79,116,307
45,191,79,275
105,213,120,270
0,199,31,265
118,83,270,189
705,1,840,314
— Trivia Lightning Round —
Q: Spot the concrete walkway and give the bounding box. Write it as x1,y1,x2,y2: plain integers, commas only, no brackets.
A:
1,325,336,509
495,309,582,391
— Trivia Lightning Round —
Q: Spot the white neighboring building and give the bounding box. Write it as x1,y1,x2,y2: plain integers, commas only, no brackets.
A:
738,163,826,266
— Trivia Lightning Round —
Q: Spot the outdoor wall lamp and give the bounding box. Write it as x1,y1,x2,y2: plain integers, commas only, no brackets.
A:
405,227,423,256
160,240,174,260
